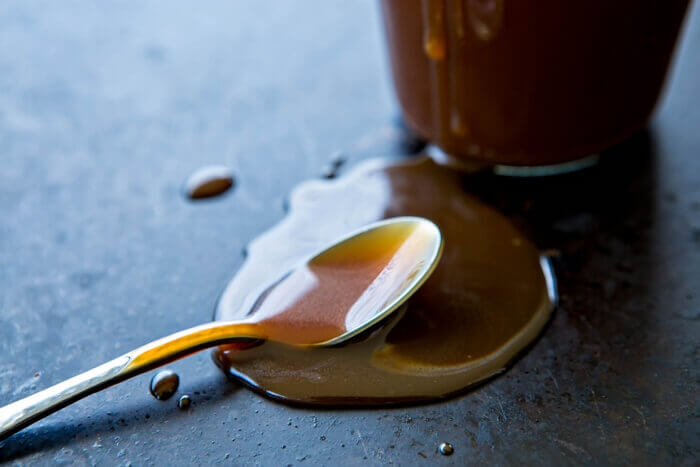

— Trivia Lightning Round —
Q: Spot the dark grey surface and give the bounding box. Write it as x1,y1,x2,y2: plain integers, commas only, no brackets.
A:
0,1,698,465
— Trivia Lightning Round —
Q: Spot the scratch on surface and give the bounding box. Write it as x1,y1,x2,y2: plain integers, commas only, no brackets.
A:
12,376,38,396
497,398,507,422
632,406,647,428
591,388,606,440
355,429,371,461
578,314,594,330
554,438,591,459
547,369,560,390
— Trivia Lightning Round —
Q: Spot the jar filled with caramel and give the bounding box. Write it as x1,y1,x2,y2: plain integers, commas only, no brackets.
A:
380,0,690,167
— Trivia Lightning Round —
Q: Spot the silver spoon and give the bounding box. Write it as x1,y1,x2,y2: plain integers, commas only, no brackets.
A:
0,216,443,441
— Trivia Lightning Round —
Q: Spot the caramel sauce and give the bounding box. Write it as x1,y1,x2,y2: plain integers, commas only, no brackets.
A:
422,0,447,61
381,0,689,165
184,165,234,200
245,221,436,345
213,156,555,404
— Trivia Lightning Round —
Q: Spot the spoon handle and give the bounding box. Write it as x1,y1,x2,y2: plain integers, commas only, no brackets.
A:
0,321,261,441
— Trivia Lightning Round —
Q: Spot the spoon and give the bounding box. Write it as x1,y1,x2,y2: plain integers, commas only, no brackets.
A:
0,216,443,441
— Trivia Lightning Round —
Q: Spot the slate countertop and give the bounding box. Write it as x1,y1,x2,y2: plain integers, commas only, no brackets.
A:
1,2,698,465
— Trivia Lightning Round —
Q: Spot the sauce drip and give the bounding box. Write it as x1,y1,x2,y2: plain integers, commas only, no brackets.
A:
420,0,486,149
177,395,191,409
149,369,179,401
422,0,446,61
213,156,555,404
184,165,234,200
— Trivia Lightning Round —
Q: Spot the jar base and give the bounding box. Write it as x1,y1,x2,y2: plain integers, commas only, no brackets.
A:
427,146,600,177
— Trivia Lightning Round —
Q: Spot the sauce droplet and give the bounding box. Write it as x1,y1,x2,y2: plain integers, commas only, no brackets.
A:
149,369,179,400
184,165,234,200
177,394,191,409
438,442,454,456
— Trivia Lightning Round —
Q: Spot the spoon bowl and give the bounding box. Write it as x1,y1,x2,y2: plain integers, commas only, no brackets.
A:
0,216,442,441
238,216,443,347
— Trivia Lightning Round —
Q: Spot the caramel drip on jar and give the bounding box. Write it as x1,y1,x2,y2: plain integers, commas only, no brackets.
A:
449,0,469,137
423,0,471,142
422,0,447,61
452,0,466,38
422,0,450,145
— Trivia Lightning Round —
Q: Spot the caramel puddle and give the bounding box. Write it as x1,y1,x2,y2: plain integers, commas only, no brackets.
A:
214,156,555,404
